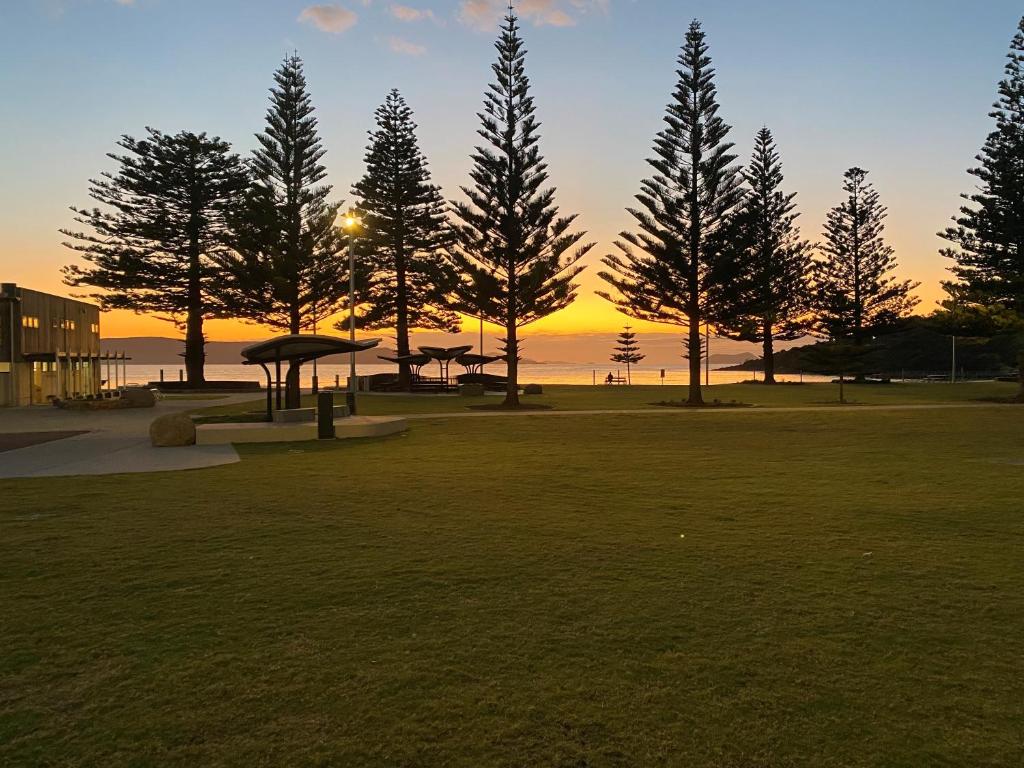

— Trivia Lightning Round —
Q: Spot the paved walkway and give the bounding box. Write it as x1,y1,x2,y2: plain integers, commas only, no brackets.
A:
0,395,257,479
401,402,1023,420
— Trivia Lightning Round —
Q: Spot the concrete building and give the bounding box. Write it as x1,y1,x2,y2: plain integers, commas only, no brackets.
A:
0,284,107,406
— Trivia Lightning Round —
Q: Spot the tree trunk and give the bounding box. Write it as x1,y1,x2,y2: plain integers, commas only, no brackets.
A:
762,321,776,385
1017,350,1024,403
838,372,846,404
504,321,519,408
185,217,206,386
286,301,302,409
687,318,703,406
395,247,412,391
184,311,206,387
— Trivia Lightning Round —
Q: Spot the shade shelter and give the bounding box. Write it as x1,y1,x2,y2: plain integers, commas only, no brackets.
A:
377,352,431,380
242,334,380,420
418,345,473,389
456,352,504,376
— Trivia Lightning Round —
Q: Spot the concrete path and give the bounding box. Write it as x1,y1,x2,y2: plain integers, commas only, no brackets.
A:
400,402,1023,420
0,394,259,479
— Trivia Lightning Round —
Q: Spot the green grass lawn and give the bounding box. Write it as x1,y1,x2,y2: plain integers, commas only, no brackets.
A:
2,406,1024,765
194,380,1020,421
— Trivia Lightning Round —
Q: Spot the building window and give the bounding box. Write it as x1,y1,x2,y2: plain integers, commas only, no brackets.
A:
54,319,76,331
90,322,99,335
21,316,39,329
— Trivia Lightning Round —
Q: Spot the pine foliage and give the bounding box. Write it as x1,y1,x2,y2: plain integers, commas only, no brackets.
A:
446,11,591,406
598,20,743,404
813,167,918,344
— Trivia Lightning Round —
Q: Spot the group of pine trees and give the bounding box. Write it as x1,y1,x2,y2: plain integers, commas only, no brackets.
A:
63,10,1024,407
599,20,921,402
63,10,587,408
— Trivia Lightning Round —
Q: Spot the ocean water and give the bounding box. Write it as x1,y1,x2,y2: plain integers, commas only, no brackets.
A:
123,362,829,387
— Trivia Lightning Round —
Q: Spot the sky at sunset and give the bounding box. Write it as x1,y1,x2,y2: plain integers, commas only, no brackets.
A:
2,0,1023,344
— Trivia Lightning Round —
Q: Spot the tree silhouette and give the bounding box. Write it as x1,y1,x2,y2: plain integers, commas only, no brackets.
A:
610,325,645,384
446,9,591,407
711,128,814,384
217,54,348,408
941,15,1024,399
62,129,246,385
599,20,744,405
346,89,458,390
813,168,918,353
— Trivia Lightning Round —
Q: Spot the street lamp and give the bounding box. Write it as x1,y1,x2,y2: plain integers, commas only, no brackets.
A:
342,210,361,410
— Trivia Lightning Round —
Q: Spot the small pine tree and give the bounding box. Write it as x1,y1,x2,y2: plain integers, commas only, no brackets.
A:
610,325,645,384
598,20,744,405
62,129,246,385
346,90,459,390
800,341,873,404
941,15,1024,398
446,10,592,407
813,167,918,351
218,54,348,407
711,127,814,384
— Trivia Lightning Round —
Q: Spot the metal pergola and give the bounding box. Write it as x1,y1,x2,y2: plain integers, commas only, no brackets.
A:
241,334,380,420
418,345,473,388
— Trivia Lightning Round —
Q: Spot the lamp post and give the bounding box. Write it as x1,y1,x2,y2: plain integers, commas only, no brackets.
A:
343,211,361,411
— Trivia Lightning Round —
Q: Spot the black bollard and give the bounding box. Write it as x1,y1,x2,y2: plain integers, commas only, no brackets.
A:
317,391,335,440
346,391,357,416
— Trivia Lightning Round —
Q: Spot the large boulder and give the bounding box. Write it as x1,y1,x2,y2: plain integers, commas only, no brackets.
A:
124,387,158,408
149,413,196,447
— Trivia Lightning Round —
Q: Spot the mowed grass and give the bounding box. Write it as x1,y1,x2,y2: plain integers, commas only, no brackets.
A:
195,380,1020,420
3,407,1024,766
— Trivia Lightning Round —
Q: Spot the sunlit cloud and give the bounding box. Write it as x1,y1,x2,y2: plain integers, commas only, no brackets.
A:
389,4,437,23
298,4,358,34
458,0,608,31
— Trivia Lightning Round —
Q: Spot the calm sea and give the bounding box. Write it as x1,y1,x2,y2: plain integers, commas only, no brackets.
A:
123,362,829,387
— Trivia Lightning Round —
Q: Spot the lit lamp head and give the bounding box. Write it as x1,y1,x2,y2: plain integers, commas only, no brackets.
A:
341,209,362,234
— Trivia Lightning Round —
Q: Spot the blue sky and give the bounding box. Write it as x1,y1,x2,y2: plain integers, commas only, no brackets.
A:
1,0,1022,338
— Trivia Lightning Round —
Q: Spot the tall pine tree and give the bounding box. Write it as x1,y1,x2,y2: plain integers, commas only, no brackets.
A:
345,89,458,390
711,127,814,384
610,325,645,384
598,20,744,406
446,9,591,407
62,129,246,385
941,15,1024,397
218,54,348,407
813,167,918,350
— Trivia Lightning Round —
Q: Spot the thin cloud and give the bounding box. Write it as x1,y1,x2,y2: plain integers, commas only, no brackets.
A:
298,4,358,34
389,4,436,23
388,35,427,55
458,0,607,32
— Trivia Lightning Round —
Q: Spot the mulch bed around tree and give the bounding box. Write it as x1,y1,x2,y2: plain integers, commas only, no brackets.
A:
0,431,89,453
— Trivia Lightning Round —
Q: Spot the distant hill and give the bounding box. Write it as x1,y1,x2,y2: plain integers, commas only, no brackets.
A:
101,337,396,365
720,321,1023,376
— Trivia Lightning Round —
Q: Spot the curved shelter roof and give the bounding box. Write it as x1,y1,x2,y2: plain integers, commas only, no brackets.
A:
242,335,380,365
378,353,431,366
456,353,504,367
418,345,474,362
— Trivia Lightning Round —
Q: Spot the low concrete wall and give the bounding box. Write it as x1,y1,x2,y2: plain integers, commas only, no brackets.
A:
196,416,407,446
